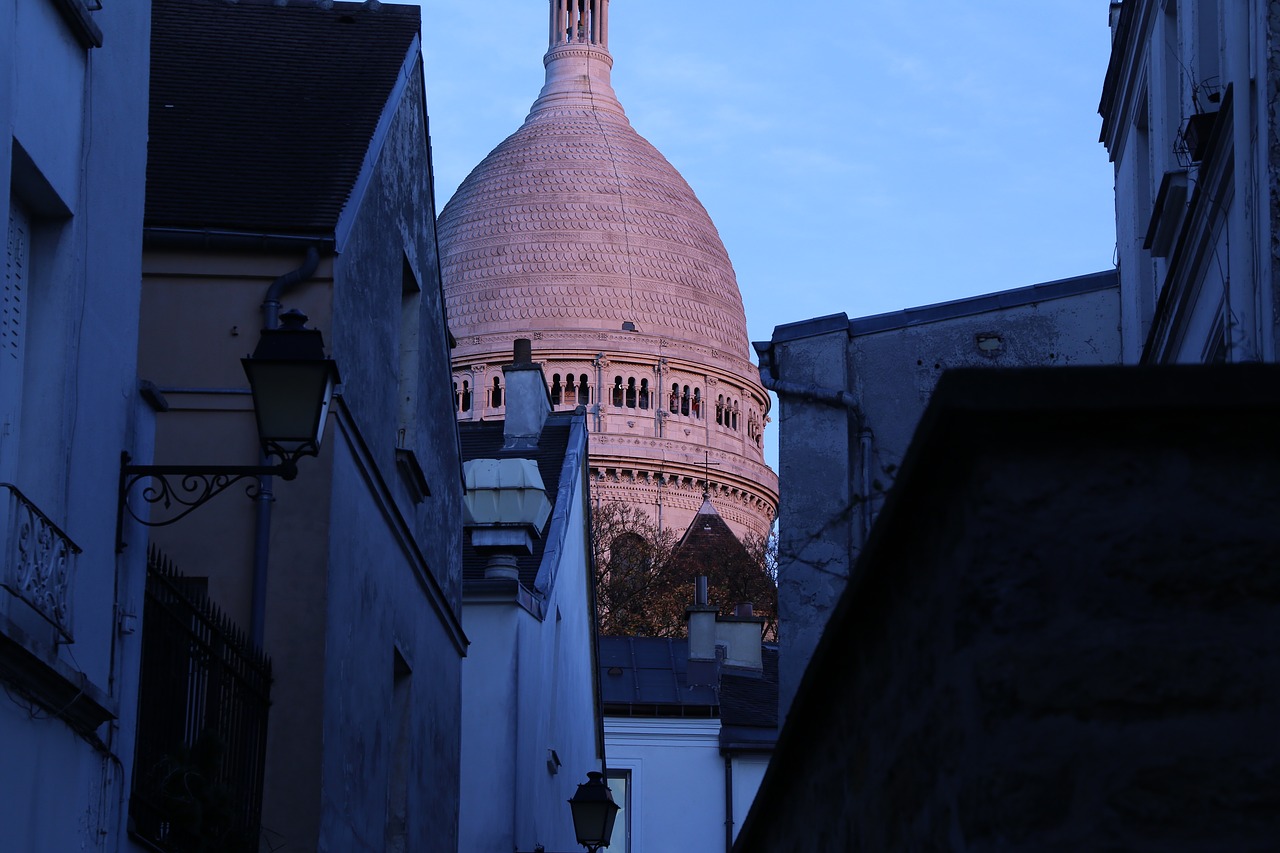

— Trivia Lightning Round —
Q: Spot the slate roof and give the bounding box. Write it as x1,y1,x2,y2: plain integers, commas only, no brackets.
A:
147,0,420,235
458,414,574,589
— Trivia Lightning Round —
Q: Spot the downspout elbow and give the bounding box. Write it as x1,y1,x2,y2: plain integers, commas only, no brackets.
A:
261,245,320,331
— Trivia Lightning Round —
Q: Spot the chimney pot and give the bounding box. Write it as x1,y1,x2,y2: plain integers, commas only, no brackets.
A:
514,338,532,364
735,602,754,618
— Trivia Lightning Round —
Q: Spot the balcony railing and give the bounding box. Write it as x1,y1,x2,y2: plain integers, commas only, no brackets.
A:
0,483,80,643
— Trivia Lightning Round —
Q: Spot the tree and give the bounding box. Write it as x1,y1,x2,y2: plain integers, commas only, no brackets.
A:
593,501,778,639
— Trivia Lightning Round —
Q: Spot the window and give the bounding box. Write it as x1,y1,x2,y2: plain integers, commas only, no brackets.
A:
605,770,631,853
638,378,649,410
460,380,472,413
625,377,636,408
490,376,503,409
612,376,623,407
579,374,591,405
551,374,562,406
564,374,576,405
1,200,31,476
386,651,412,852
397,258,421,447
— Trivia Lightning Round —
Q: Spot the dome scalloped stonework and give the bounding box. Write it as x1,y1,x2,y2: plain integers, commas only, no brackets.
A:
439,104,749,360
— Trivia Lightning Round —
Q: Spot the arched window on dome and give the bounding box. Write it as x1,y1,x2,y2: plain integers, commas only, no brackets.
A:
580,374,591,405
612,376,624,407
669,384,679,413
639,379,650,410
731,401,739,431
460,380,472,413
716,395,724,425
550,374,562,406
692,388,701,419
491,377,503,409
565,374,577,405
681,386,690,417
626,378,637,408
453,382,459,412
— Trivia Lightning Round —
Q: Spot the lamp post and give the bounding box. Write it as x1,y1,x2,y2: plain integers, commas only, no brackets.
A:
117,310,339,551
568,771,619,852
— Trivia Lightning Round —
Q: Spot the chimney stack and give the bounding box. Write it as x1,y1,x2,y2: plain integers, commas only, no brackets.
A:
502,338,551,449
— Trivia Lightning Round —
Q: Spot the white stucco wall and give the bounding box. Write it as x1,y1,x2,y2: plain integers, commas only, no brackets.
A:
461,420,603,853
0,2,152,851
605,718,725,852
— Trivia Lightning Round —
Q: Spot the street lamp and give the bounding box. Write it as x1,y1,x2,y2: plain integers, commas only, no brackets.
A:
568,771,619,852
117,310,340,550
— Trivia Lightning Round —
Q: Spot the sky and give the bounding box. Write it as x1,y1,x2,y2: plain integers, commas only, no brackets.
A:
416,1,1119,345
412,1,1120,471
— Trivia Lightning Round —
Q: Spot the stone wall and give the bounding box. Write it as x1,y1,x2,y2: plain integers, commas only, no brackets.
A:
737,366,1280,851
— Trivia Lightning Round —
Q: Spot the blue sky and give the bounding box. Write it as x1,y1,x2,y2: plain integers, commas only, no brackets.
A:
417,1,1119,348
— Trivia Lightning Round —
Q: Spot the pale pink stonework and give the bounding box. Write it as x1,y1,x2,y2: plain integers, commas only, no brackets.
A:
439,0,778,542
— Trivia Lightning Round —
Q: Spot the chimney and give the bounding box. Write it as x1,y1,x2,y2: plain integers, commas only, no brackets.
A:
686,575,720,680
502,338,551,449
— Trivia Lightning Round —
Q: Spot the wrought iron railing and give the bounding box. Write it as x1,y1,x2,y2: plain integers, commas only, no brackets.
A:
130,548,272,853
0,483,80,642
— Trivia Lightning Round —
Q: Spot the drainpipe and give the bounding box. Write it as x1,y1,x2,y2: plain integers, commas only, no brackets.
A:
251,247,320,648
756,359,873,542
724,753,734,852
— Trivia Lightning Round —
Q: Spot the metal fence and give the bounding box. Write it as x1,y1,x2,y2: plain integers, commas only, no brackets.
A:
130,547,272,853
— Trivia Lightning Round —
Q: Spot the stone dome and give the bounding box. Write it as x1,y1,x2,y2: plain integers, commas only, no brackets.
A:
438,51,748,366
440,1,777,543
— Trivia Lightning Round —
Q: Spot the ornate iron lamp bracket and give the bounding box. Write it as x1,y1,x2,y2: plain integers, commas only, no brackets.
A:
116,451,303,552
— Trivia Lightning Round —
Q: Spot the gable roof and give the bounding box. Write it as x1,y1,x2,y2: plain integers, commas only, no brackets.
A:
146,0,420,237
671,498,753,570
458,413,576,590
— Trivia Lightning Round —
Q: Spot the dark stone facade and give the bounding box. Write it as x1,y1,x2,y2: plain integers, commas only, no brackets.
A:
736,366,1280,852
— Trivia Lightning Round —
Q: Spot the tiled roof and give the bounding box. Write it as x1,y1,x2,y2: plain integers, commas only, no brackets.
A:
146,0,419,235
720,646,779,730
459,415,574,589
672,498,753,570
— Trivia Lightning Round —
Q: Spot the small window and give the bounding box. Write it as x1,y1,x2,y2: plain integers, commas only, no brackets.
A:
565,374,577,405
638,378,649,410
580,374,591,405
625,377,637,408
612,376,624,407
460,380,471,413
551,374,562,406
490,376,502,408
606,770,631,853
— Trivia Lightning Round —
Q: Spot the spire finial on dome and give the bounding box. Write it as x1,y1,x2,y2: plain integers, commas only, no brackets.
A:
548,0,608,51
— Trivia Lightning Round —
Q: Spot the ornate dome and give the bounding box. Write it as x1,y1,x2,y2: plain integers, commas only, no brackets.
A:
440,0,777,542
438,46,748,364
